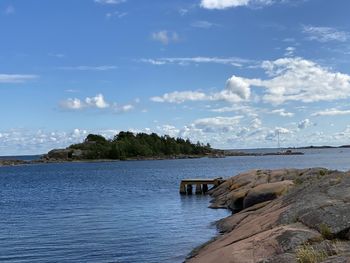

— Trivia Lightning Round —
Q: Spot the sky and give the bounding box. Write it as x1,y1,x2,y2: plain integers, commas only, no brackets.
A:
1,0,350,155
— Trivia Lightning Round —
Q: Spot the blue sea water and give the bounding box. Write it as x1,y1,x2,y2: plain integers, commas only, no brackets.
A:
1,148,350,263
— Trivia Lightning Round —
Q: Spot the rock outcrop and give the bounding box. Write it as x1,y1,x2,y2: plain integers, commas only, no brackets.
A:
0,159,28,166
187,168,350,263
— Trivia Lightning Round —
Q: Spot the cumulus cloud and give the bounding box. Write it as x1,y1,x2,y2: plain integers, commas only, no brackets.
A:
60,94,135,113
151,31,179,45
157,125,180,138
264,127,294,146
85,94,109,108
151,57,350,106
0,74,38,83
302,25,349,42
275,127,292,134
60,98,84,110
0,128,89,155
193,116,243,132
200,0,278,9
298,119,311,129
225,75,251,100
259,57,350,104
151,75,253,104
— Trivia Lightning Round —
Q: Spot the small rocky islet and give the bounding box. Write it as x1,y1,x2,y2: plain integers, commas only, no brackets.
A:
187,168,350,263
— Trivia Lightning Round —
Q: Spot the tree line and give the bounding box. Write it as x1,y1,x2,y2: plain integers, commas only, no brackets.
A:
69,131,213,160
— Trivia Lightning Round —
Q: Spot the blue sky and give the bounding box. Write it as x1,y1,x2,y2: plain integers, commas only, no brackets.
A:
1,0,350,155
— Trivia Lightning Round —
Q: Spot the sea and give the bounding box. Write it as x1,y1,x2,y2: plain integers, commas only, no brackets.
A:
1,147,350,263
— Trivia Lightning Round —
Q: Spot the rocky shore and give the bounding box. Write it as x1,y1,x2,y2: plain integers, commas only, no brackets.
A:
0,159,29,166
187,168,350,263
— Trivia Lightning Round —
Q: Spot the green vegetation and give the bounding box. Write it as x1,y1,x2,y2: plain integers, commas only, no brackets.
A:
295,244,328,263
319,223,333,240
319,170,327,176
68,131,213,160
293,176,304,185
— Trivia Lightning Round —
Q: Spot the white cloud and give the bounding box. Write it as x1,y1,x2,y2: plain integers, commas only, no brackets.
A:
94,0,126,4
284,46,295,57
0,74,38,83
200,0,277,9
60,98,84,110
250,118,262,129
59,65,117,71
193,116,243,132
116,104,134,113
150,57,350,106
311,108,350,117
85,94,109,108
298,119,311,129
210,105,256,117
0,128,89,155
271,108,294,117
151,76,251,104
179,8,189,16
151,31,179,45
60,94,135,113
225,75,251,100
151,91,207,104
106,11,127,19
302,25,349,42
259,57,350,104
191,20,216,29
265,126,293,142
275,127,292,134
157,125,180,138
200,0,250,9
141,56,252,67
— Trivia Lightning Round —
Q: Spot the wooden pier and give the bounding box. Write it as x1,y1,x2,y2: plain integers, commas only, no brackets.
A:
179,178,224,195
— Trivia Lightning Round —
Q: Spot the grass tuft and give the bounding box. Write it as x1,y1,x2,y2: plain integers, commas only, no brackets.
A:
319,223,333,240
295,244,328,263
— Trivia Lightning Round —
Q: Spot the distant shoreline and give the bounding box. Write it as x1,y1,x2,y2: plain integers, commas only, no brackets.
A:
2,145,350,167
0,155,208,167
0,151,303,167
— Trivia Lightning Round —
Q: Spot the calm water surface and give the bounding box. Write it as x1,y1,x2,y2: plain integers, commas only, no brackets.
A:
1,148,350,263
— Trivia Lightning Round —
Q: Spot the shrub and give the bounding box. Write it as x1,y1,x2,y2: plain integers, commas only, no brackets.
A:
294,176,303,185
319,170,326,176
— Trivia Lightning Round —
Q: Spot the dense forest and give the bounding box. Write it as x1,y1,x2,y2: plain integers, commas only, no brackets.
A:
65,131,213,160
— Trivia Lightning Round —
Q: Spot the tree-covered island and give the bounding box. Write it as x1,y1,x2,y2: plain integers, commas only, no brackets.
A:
43,131,217,161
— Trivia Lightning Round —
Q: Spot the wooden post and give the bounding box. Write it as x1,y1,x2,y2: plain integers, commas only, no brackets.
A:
195,184,202,195
202,184,208,194
186,184,193,195
179,182,186,195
